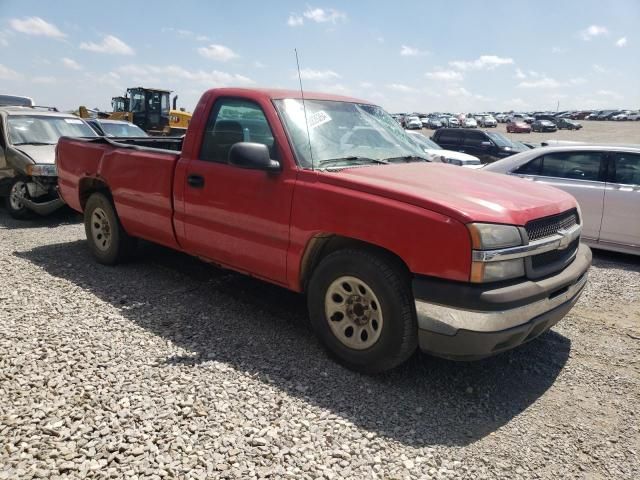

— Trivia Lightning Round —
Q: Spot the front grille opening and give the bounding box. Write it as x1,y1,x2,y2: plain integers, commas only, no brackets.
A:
525,209,578,242
531,238,580,270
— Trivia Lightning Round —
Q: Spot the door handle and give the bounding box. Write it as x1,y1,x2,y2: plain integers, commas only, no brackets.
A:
187,174,205,188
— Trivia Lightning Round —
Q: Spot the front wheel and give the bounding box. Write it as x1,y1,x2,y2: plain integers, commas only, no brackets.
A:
5,177,32,220
84,192,137,265
307,249,418,373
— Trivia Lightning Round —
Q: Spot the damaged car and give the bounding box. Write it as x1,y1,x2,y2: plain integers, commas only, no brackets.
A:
0,106,97,219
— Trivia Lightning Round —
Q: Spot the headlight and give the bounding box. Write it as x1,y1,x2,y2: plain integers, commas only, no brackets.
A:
467,223,522,250
26,164,57,176
468,223,525,283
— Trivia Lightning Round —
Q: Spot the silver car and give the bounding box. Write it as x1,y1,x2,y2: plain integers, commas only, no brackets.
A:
0,106,97,218
484,145,640,255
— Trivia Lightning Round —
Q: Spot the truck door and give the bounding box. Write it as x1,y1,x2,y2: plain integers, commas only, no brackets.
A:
179,97,295,285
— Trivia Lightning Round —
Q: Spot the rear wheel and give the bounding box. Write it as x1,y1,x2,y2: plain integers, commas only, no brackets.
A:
5,177,32,220
84,192,137,265
307,249,418,373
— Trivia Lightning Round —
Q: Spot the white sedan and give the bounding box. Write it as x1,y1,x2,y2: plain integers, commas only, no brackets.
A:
484,145,640,255
406,131,483,168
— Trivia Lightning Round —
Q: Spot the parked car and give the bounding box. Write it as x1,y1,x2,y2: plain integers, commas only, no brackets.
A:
484,145,640,255
87,119,150,137
612,111,633,121
405,130,483,168
443,117,460,128
404,115,422,130
431,128,526,163
420,116,430,128
506,119,532,133
532,120,558,132
476,114,497,128
495,113,509,123
462,117,478,128
556,118,583,130
56,87,591,372
0,94,35,107
0,105,98,218
427,117,443,129
628,111,640,121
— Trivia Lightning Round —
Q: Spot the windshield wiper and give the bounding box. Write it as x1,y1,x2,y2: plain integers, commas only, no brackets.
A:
13,142,57,146
318,156,390,168
382,155,429,163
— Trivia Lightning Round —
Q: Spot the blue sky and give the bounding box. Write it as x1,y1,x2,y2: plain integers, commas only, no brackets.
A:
0,1,638,113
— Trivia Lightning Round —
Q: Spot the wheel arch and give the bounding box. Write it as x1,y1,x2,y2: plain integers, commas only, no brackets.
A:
78,177,111,211
299,234,411,293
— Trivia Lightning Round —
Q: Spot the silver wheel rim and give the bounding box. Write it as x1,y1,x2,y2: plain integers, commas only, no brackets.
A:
9,181,27,211
324,276,383,350
91,207,112,251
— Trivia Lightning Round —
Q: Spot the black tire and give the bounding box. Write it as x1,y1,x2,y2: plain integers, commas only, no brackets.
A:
307,248,418,373
5,176,32,220
84,192,137,265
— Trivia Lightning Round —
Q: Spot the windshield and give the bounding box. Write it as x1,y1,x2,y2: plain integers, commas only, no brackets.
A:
274,99,428,169
8,115,96,145
486,131,514,148
100,122,148,137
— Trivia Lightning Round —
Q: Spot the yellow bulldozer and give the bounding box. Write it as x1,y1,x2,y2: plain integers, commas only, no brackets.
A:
79,87,191,136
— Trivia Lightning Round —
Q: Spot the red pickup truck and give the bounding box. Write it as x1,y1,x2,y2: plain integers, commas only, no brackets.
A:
56,88,591,373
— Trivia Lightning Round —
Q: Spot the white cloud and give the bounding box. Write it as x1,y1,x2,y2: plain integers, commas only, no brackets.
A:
449,55,513,70
32,76,56,84
360,82,374,88
197,44,238,61
303,7,346,24
569,77,586,85
162,27,210,42
253,61,266,68
400,45,428,56
377,37,385,44
117,64,254,87
596,89,622,99
551,46,567,54
445,87,471,97
386,83,416,93
287,14,304,27
0,63,21,80
616,37,627,47
580,25,608,41
80,35,135,55
297,68,341,80
514,68,526,79
425,69,463,81
593,64,609,74
509,98,531,109
10,16,66,38
62,57,82,70
0,30,10,47
316,83,351,95
517,77,564,89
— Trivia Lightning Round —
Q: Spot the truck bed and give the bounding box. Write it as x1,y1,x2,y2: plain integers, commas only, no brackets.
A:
57,136,183,249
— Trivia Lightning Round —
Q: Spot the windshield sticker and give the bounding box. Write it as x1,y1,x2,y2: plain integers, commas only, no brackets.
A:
64,118,84,124
308,110,332,130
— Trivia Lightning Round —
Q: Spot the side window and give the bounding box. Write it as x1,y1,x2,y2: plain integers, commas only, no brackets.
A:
463,131,486,147
438,130,462,144
515,156,543,175
200,98,276,163
611,152,640,185
539,152,603,181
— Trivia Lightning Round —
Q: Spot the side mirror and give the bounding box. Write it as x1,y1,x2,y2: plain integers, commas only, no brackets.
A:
480,141,492,149
228,142,280,172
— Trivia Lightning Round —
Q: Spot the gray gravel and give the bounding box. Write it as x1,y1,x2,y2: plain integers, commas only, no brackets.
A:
1,207,639,479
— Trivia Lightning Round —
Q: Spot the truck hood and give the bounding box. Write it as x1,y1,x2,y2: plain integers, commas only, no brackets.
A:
424,149,480,162
12,144,56,164
319,162,577,225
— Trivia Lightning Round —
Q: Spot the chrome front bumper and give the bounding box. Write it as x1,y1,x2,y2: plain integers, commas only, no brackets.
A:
413,243,592,360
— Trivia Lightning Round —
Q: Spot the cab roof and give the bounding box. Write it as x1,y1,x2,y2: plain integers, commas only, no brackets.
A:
202,87,372,105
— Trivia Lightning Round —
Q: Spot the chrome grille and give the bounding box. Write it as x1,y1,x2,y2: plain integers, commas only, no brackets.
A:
525,209,578,242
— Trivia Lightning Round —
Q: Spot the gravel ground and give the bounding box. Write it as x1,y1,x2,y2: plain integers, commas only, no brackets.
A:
1,207,639,479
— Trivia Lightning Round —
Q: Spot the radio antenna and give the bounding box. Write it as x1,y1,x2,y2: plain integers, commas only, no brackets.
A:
295,48,315,170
